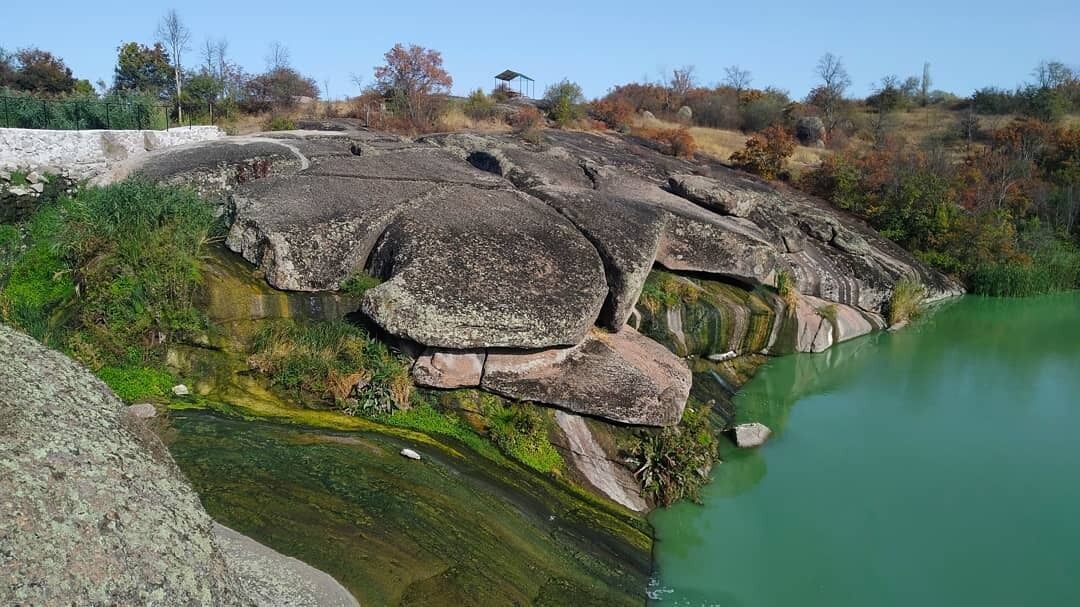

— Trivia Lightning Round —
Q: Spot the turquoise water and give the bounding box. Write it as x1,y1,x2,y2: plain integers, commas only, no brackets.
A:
651,294,1080,606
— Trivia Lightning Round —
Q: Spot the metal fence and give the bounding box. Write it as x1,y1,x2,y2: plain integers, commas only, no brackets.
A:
0,95,213,131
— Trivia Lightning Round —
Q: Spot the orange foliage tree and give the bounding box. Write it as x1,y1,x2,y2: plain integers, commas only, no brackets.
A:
373,43,453,132
729,125,797,180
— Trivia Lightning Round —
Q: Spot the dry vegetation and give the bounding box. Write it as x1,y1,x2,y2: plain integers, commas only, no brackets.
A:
634,115,830,170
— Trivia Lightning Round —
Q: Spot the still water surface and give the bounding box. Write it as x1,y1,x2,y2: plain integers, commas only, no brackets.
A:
651,294,1080,606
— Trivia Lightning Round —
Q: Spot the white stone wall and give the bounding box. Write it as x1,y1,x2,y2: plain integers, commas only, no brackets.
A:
0,126,224,180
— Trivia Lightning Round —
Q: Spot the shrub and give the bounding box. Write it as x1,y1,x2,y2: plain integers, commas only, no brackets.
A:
968,242,1080,296
509,106,545,143
590,97,634,131
625,403,718,507
887,278,926,325
543,79,585,127
729,125,797,180
267,115,295,131
248,319,411,413
462,88,496,120
632,126,696,159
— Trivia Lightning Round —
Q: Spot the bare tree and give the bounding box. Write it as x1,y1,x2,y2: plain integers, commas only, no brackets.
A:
920,62,932,106
266,41,290,71
201,37,216,75
812,52,851,137
156,9,191,122
723,65,752,93
816,52,851,96
669,65,696,103
1033,60,1074,89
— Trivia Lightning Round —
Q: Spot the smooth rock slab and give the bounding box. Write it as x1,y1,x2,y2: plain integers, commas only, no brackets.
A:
734,422,772,448
411,348,486,389
481,327,691,426
363,186,608,349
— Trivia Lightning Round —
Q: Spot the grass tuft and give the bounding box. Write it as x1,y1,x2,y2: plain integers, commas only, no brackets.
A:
887,278,927,325
248,319,411,413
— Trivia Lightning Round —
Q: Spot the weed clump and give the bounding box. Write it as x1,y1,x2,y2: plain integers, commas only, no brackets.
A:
625,403,718,507
248,319,411,414
887,277,927,325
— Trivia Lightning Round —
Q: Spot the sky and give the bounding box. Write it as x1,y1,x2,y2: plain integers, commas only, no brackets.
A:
4,0,1077,100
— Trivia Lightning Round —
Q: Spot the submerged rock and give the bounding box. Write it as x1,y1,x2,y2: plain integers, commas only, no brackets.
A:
400,448,422,460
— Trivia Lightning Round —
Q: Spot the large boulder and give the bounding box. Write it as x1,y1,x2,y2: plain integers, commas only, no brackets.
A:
481,327,691,426
362,186,607,349
795,116,826,147
0,325,356,606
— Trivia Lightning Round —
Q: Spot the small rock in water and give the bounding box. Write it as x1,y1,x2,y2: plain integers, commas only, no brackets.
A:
400,448,422,460
125,403,157,419
171,384,190,396
734,422,772,448
707,351,737,362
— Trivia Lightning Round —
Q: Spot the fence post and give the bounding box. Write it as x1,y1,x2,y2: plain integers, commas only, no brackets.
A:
136,105,143,131
3,97,9,128
42,99,49,129
75,101,81,131
105,102,111,129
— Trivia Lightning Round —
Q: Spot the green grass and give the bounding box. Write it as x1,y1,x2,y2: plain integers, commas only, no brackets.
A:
887,277,927,325
482,398,565,474
249,319,412,413
968,242,1080,297
97,366,175,402
776,269,798,307
0,178,217,369
267,116,296,131
0,207,74,343
339,271,382,297
638,270,700,314
377,400,506,463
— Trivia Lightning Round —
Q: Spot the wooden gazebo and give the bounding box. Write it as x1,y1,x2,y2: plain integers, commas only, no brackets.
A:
494,69,535,98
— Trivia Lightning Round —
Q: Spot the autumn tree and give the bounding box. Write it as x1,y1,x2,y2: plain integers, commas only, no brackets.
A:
157,9,191,120
4,48,76,94
373,43,453,131
669,65,696,105
114,42,173,96
730,125,797,180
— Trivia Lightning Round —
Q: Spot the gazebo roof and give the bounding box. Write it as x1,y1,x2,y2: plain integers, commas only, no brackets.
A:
495,69,534,82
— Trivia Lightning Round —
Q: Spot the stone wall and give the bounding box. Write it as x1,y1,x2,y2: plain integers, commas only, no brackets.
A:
0,126,224,180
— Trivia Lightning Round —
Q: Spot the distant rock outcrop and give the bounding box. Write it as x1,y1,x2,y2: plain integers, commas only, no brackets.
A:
126,126,961,428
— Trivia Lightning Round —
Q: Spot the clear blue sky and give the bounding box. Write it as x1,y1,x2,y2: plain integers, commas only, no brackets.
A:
6,0,1077,100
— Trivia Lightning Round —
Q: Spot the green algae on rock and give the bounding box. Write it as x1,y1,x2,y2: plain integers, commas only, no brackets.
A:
170,410,652,606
